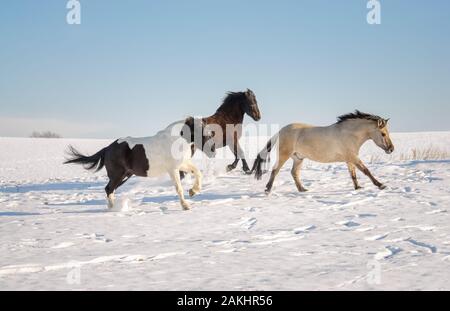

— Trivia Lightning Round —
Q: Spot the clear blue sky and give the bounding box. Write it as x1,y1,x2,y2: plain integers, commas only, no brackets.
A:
1,0,449,138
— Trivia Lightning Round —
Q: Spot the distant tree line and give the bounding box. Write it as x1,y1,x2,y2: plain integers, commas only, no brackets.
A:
30,131,62,138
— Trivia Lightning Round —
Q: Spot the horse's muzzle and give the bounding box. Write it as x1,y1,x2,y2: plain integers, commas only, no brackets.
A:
252,114,261,121
385,145,395,154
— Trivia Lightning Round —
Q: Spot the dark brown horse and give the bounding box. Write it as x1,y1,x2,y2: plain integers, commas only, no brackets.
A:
188,89,261,175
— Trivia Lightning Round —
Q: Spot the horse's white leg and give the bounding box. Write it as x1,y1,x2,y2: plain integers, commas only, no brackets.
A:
180,145,196,180
291,158,307,192
347,162,362,190
354,159,385,190
105,173,123,209
107,193,115,208
185,162,202,197
169,169,190,210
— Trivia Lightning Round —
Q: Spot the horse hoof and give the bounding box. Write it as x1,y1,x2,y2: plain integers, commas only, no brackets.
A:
299,188,308,192
355,186,363,190
189,189,198,197
378,185,386,190
107,201,114,209
226,165,236,172
182,203,191,210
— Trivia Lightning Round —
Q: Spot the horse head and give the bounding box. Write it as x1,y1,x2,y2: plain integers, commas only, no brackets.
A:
242,89,261,121
370,118,395,154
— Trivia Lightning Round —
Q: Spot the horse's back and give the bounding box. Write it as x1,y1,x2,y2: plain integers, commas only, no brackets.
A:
278,123,345,162
114,121,191,177
118,136,155,149
282,123,314,131
102,140,150,177
117,121,183,156
279,123,314,141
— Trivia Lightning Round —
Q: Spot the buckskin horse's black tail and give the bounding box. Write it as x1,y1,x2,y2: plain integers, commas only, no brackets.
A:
251,134,279,180
64,145,107,172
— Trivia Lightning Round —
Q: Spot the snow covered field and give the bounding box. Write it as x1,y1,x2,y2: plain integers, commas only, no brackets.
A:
1,132,450,290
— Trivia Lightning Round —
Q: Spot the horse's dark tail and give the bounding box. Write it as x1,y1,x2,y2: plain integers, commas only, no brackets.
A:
251,134,279,180
64,145,107,172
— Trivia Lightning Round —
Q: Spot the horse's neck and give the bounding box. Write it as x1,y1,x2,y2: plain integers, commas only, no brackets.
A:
210,106,244,124
337,120,371,149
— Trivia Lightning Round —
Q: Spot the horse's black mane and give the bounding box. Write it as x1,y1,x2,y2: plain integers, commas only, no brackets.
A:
337,110,384,124
216,91,246,112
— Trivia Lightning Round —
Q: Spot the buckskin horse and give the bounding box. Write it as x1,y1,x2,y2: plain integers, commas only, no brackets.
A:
252,111,394,194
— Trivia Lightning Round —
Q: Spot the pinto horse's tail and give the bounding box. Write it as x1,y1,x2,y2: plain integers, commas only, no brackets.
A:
64,145,107,172
251,134,279,180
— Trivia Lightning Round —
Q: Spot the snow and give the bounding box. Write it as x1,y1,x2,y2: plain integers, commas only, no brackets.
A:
1,133,450,290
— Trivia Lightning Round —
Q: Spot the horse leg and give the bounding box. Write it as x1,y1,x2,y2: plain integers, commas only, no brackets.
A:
180,145,196,180
105,180,115,209
265,152,290,194
347,162,362,190
291,158,308,192
227,139,250,173
169,169,190,210
226,141,239,172
226,132,240,172
241,158,251,173
236,141,251,173
183,161,202,197
105,168,127,209
117,172,133,188
354,159,386,190
226,153,239,172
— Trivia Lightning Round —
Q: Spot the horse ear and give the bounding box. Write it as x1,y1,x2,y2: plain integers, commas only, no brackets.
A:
185,116,194,126
183,117,194,132
377,119,386,128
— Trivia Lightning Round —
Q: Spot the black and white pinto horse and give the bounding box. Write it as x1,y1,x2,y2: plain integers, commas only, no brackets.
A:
64,117,216,210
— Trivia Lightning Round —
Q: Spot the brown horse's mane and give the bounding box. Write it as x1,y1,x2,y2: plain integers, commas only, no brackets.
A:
215,91,246,113
337,110,385,124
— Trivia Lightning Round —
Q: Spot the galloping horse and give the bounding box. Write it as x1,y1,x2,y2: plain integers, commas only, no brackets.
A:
252,111,395,194
190,89,261,174
64,117,216,210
